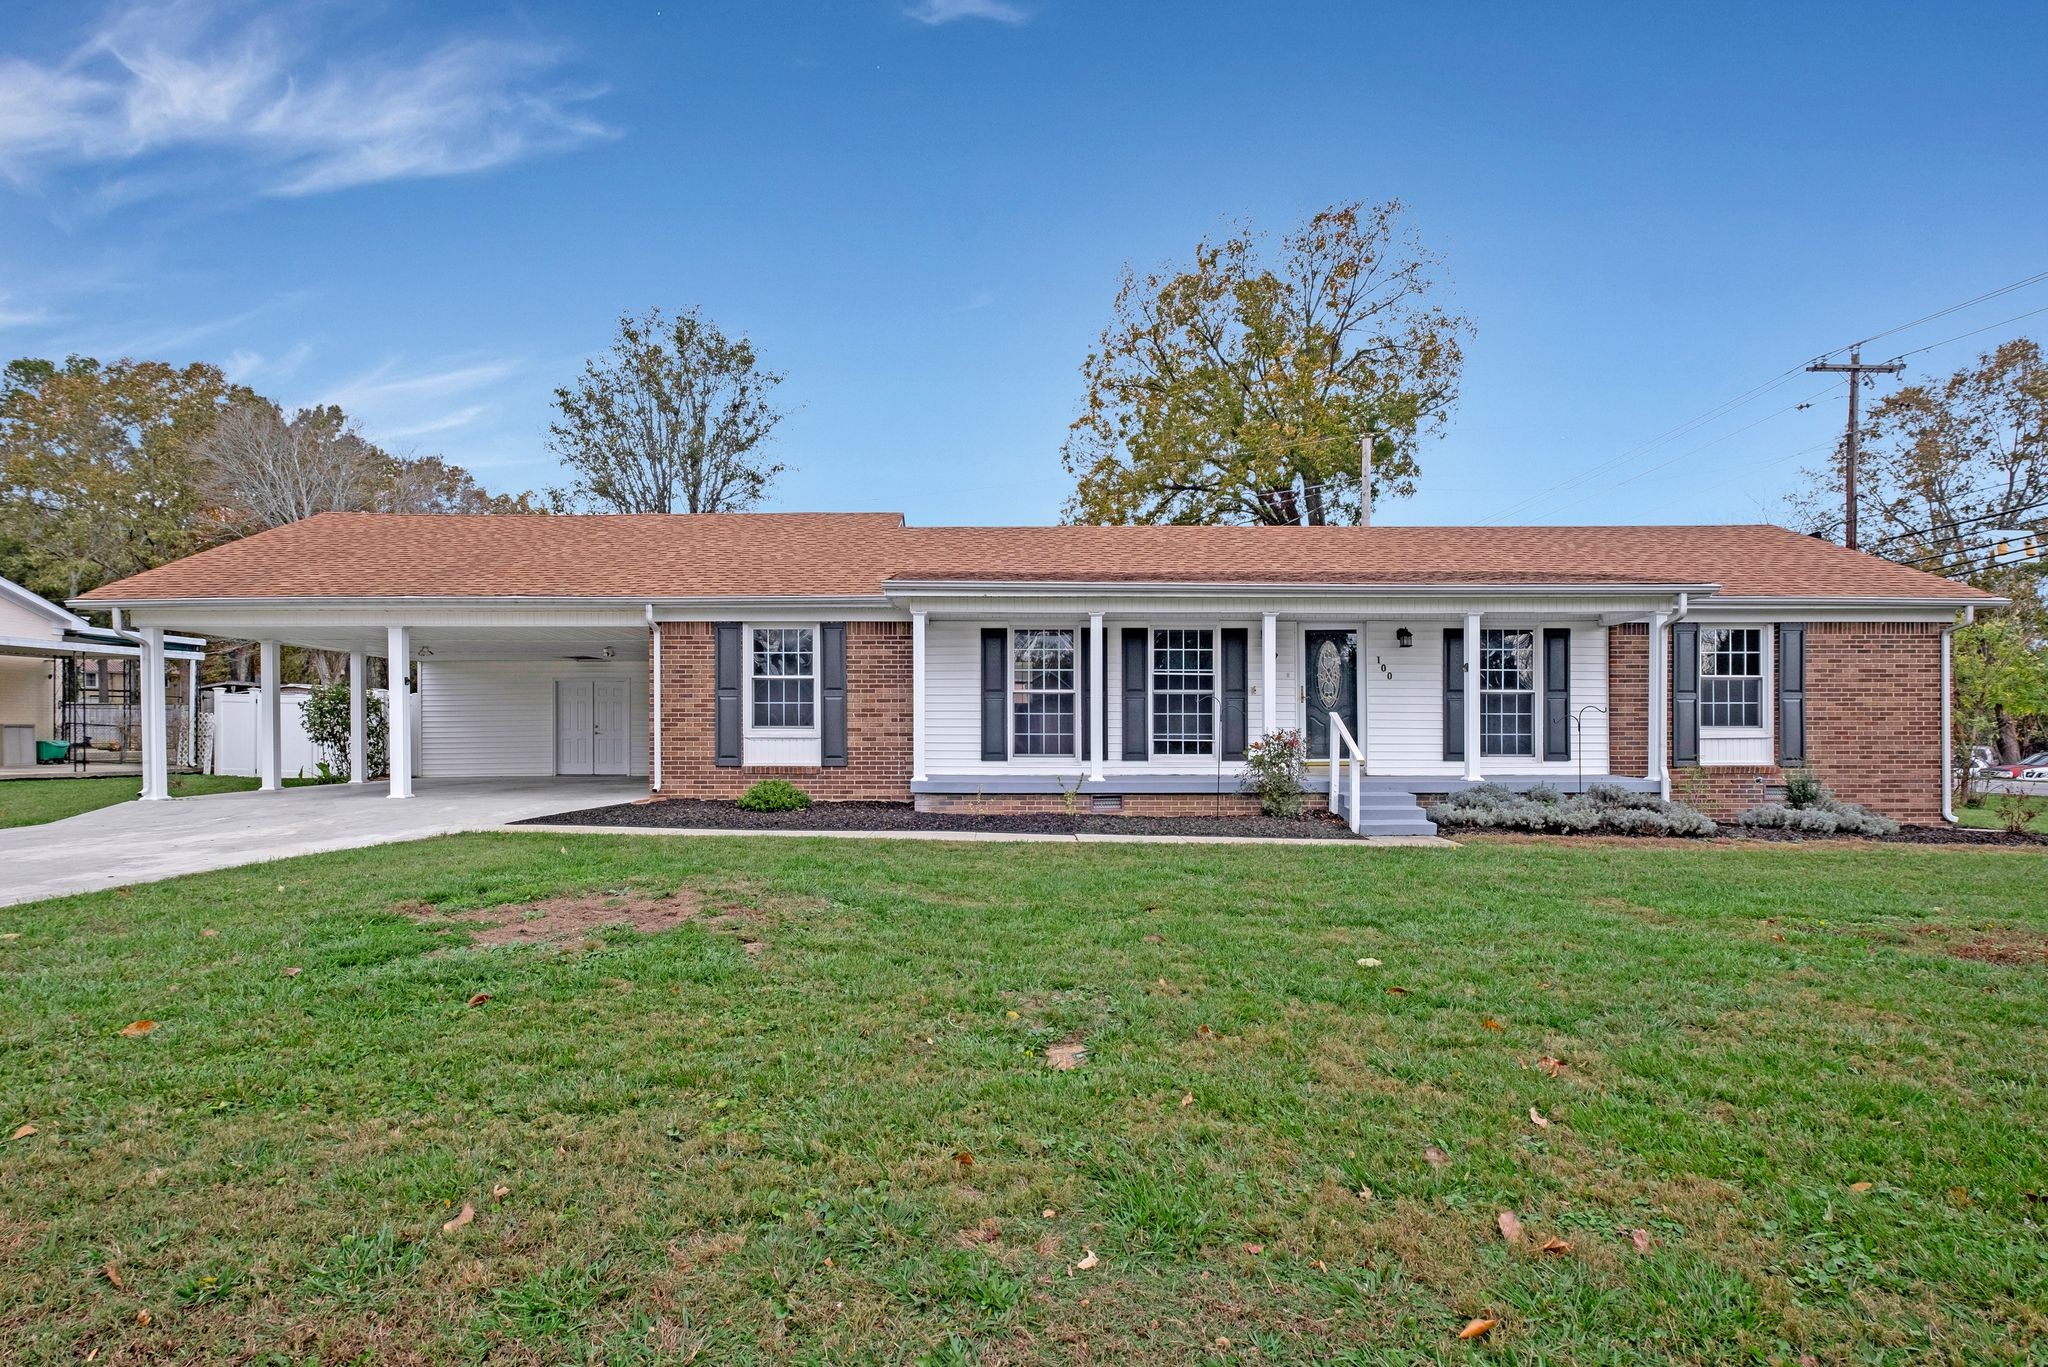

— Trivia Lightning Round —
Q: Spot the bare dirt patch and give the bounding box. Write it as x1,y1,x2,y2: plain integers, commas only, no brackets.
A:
1913,924,2048,967
409,889,702,947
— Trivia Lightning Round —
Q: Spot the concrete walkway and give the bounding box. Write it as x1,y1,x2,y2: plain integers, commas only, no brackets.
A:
0,777,643,908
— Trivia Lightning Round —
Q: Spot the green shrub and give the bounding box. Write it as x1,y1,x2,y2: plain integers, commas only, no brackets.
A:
1428,784,1716,838
1736,777,1899,837
299,680,388,780
1782,768,1826,809
737,779,812,812
1238,729,1307,819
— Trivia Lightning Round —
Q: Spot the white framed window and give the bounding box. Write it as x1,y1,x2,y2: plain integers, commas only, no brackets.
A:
1152,628,1215,757
748,625,816,731
1011,628,1077,757
1699,628,1764,729
1479,628,1536,757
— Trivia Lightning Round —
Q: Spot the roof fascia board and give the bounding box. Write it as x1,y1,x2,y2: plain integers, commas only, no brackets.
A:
884,579,1722,598
2,576,90,630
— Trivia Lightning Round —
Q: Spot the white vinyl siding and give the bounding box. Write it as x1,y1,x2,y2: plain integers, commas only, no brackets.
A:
417,661,647,778
1362,620,1609,777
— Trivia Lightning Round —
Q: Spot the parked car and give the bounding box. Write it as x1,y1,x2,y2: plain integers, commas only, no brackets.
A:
1978,750,2048,781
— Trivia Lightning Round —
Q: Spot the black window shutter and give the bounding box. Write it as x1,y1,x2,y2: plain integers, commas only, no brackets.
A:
1672,621,1699,766
714,622,743,767
1543,627,1571,761
1442,628,1465,763
1221,628,1249,761
1121,627,1149,760
1777,623,1806,764
819,622,848,767
1077,629,1091,761
980,628,1007,762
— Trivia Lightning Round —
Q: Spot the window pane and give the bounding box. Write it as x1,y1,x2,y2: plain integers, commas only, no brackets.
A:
1481,691,1535,756
1152,628,1214,756
1012,629,1076,756
750,626,815,728
1479,629,1536,756
1698,628,1763,727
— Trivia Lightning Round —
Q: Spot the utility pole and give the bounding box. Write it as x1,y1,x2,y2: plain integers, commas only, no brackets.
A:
1807,346,1903,550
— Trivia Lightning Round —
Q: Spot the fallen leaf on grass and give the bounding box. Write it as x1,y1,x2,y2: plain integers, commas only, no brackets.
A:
1195,1024,1214,1038
1536,1055,1567,1077
1042,1208,1056,1219
1630,1228,1652,1253
442,1202,475,1233
103,1265,124,1290
1046,1042,1087,1071
1538,1236,1572,1256
136,1309,151,1326
1243,1243,1265,1255
1142,933,1165,944
0,932,20,941
1459,1317,1497,1340
491,1184,510,1201
1424,1145,1451,1168
119,1020,156,1038
1481,1018,1505,1031
1356,1186,1375,1201
1074,1249,1098,1271
1497,1211,1523,1244
282,966,302,978
199,928,217,937
10,1123,36,1141
1356,957,1382,968
1386,985,1410,995
1529,1107,1551,1129
954,1151,974,1167
1180,1093,1194,1109
1848,1181,1873,1193
465,993,491,1008
957,1218,1000,1246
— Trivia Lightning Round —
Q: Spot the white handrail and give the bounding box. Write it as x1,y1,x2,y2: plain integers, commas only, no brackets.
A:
1328,713,1364,834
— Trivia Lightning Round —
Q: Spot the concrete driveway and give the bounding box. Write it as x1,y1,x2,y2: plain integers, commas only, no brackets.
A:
0,777,644,908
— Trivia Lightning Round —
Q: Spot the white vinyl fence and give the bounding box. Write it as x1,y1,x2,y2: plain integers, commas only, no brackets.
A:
201,684,404,779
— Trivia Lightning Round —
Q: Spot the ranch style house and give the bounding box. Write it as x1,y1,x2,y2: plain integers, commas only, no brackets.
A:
76,512,1996,835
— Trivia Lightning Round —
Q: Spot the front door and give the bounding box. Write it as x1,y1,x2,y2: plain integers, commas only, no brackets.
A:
592,679,630,776
1303,629,1359,762
555,680,595,775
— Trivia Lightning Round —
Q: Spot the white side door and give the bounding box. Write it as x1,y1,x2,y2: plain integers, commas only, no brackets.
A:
592,679,630,776
555,679,595,775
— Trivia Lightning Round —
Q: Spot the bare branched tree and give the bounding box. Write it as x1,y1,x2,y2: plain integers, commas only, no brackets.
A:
547,308,788,513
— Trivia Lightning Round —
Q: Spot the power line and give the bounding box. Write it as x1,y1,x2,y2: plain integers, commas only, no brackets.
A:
1807,348,1905,549
1828,269,2048,358
1865,497,2048,549
1880,300,2048,364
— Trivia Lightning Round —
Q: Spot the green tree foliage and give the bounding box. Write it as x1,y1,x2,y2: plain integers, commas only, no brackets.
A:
1793,338,2048,760
1061,201,1470,526
0,356,252,598
548,308,788,513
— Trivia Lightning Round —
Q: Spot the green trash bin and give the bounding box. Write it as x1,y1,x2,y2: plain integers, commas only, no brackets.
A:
36,739,69,763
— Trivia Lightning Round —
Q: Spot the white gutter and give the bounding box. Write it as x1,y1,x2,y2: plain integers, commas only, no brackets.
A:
884,579,1725,598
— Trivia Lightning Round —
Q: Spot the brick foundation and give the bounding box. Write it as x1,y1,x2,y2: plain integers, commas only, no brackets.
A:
916,792,1262,817
1661,621,1946,825
651,620,913,801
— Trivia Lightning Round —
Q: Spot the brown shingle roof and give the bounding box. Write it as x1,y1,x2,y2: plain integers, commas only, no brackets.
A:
76,511,1992,604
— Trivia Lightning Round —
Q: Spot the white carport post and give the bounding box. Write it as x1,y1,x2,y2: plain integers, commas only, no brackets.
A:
138,626,169,800
347,651,368,784
1088,611,1106,782
1462,612,1484,782
1647,612,1669,791
258,639,283,792
1259,612,1278,739
385,626,413,799
911,611,928,785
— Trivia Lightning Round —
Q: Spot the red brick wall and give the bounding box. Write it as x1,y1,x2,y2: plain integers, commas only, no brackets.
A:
1655,620,1947,825
1607,623,1648,777
651,620,913,801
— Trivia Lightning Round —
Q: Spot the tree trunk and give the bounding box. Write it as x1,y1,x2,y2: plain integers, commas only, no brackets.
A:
1998,706,2022,763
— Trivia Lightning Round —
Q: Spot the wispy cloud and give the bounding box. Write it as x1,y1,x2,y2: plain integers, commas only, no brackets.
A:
381,404,489,440
905,0,1030,26
0,1,611,199
0,296,54,330
323,358,522,411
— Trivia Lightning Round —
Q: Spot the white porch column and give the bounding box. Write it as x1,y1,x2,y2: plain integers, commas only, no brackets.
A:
1260,612,1278,739
347,651,368,784
1462,612,1483,781
258,639,283,792
138,627,169,800
181,656,198,768
911,611,928,785
1647,613,1668,786
385,626,413,799
1088,612,1106,782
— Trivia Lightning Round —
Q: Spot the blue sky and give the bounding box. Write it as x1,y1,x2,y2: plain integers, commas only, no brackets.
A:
3,0,2043,528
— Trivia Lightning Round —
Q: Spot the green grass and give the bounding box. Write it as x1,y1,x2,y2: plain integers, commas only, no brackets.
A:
0,774,320,829
1957,793,2048,834
2,833,2044,1363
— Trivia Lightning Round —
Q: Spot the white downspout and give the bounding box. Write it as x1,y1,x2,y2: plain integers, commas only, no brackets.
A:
646,604,662,795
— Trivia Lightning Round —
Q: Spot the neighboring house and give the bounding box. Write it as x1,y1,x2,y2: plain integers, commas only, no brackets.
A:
0,574,204,770
76,512,1996,828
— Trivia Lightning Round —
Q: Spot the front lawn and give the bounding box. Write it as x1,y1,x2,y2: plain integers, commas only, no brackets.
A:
2,835,2043,1362
1958,793,2048,834
0,774,319,829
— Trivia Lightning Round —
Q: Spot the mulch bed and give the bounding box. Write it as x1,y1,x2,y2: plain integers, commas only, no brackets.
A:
516,798,1362,841
1450,823,2048,848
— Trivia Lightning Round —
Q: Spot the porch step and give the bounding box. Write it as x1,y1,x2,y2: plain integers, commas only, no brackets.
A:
1335,789,1438,838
